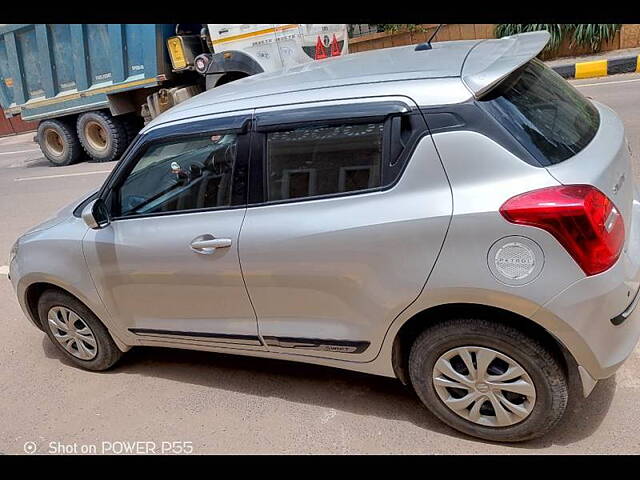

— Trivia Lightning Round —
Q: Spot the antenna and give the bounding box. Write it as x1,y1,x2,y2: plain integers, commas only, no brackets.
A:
415,24,443,51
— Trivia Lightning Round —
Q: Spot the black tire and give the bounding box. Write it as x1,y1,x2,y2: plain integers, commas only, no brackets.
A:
76,110,128,162
408,317,568,442
37,289,124,371
36,118,83,167
120,114,142,146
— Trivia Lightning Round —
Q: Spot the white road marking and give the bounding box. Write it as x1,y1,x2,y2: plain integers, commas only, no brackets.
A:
0,148,41,155
0,265,8,275
14,170,112,182
575,78,640,88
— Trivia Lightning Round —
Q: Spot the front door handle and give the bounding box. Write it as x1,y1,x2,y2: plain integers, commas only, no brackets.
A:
190,235,232,254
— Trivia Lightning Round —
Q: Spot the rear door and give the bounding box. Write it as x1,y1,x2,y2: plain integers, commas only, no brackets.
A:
238,97,453,361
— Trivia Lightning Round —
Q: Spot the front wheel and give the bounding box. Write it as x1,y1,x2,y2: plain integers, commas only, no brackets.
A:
408,318,568,442
38,289,124,371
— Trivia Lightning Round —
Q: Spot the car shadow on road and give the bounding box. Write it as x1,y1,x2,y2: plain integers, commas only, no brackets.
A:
42,337,617,449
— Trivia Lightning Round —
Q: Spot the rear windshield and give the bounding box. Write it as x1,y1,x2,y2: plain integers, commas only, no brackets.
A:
479,58,600,166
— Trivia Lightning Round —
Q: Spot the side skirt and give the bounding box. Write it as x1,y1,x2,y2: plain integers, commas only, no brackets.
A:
129,328,370,353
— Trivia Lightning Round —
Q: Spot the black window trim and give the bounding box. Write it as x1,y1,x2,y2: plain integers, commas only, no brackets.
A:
97,115,253,222
248,102,429,207
254,100,411,132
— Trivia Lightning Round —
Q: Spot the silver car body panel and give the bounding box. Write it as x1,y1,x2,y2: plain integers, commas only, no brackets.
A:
11,214,130,352
81,208,263,349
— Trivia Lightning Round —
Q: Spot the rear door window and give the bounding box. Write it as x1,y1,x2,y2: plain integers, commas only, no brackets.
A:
479,58,599,165
266,122,384,202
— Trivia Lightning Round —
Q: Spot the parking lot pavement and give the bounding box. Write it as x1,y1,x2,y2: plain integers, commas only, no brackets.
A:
1,74,640,454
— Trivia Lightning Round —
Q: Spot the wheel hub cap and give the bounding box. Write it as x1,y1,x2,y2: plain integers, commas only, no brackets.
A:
85,121,108,152
47,306,97,360
475,382,490,393
44,128,65,156
432,346,536,427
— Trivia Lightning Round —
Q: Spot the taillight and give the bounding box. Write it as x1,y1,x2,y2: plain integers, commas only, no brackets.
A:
500,185,625,276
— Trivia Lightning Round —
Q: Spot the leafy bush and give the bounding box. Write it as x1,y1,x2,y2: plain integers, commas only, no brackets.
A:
375,24,427,34
495,24,570,53
571,24,620,51
495,24,620,54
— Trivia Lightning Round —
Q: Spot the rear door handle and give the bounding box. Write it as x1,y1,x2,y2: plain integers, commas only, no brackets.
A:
190,235,232,254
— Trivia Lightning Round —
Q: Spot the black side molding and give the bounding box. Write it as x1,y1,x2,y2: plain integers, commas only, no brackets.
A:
263,336,370,354
130,328,370,354
129,328,262,346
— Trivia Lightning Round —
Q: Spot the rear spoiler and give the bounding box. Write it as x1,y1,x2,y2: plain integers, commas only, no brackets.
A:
461,31,550,98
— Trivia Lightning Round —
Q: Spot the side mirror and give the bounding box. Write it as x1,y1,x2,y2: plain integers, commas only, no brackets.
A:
81,198,111,229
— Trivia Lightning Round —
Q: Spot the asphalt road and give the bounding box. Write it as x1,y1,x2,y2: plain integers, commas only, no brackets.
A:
1,74,640,454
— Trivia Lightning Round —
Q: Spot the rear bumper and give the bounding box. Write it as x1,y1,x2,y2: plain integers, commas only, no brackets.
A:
533,191,640,386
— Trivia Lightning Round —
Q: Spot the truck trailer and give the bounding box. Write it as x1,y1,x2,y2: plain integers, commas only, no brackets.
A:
0,24,348,166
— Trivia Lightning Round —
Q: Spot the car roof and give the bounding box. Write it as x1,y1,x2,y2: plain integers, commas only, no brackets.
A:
143,40,480,131
143,32,550,132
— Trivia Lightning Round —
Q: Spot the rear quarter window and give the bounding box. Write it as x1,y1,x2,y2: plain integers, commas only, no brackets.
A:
479,58,599,166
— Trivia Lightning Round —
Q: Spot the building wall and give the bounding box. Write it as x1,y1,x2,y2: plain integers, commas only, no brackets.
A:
0,107,38,137
349,24,640,60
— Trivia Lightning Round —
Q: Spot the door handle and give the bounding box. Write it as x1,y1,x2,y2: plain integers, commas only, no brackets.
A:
190,235,232,254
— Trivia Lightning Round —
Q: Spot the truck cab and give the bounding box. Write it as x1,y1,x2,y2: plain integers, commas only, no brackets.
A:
168,24,348,89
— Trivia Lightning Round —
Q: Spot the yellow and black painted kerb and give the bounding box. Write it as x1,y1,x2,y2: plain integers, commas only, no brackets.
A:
552,55,640,79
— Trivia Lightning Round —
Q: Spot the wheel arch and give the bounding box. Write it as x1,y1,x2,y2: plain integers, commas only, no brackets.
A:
205,71,251,90
22,280,131,352
24,280,97,330
203,50,263,90
390,302,577,388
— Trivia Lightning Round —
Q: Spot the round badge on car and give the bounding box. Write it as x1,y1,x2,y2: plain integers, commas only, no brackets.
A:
488,236,544,286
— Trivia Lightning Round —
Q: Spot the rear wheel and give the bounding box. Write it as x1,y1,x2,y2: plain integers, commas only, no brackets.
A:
77,110,128,162
120,114,142,146
408,317,568,442
37,118,82,166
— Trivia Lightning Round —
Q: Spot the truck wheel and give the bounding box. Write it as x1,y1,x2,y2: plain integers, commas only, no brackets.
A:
120,114,142,146
37,118,82,167
408,317,568,442
77,111,128,162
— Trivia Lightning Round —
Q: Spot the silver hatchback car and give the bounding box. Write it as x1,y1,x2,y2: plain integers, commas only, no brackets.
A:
9,31,640,442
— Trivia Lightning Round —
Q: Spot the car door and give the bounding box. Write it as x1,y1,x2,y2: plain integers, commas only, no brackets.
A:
239,97,453,361
82,112,263,349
